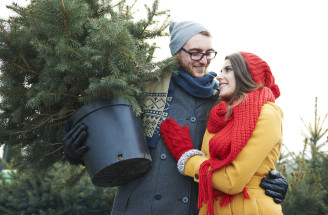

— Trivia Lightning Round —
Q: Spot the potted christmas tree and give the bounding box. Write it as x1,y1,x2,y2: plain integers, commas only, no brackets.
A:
0,0,176,187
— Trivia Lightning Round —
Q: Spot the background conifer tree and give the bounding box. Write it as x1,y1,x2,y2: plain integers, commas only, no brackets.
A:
0,0,175,175
0,162,117,214
279,98,328,214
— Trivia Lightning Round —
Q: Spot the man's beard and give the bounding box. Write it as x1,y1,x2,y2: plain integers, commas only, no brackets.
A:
177,58,207,77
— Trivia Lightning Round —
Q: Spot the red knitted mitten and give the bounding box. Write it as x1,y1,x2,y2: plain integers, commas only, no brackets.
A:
160,118,194,162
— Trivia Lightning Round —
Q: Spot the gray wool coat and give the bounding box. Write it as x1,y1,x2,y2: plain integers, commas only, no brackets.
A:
111,83,217,215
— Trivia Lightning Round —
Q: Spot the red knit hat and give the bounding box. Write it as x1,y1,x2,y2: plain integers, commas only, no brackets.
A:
240,52,280,99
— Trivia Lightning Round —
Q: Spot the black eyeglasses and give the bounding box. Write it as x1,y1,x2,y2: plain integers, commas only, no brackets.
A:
181,48,217,61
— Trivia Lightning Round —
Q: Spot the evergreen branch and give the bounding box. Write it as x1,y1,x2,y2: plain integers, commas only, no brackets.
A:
113,11,122,40
64,168,87,188
17,53,34,73
52,112,76,122
46,0,65,17
159,14,171,32
125,0,138,20
17,5,41,35
0,25,33,73
120,91,142,115
117,50,135,61
139,0,159,36
4,113,59,136
109,59,119,78
0,22,11,41
72,79,86,96
113,0,126,8
32,40,53,54
0,205,12,214
60,110,76,120
61,3,69,52
47,142,63,146
46,144,63,156
61,0,67,14
0,92,25,97
0,57,39,75
139,22,150,38
68,46,88,61
69,0,76,10
319,129,328,140
30,11,41,35
37,92,79,100
67,2,83,22
91,18,112,39
34,9,57,18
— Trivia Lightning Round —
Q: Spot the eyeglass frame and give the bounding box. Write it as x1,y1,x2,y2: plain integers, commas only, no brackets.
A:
180,47,217,61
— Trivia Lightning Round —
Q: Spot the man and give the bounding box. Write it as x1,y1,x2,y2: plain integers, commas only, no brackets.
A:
63,21,287,215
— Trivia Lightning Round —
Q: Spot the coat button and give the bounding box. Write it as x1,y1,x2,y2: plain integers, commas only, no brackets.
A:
190,117,196,123
154,194,162,200
160,154,167,160
195,174,199,179
182,197,189,203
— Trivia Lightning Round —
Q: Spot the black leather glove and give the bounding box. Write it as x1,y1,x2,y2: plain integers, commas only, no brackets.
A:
62,120,88,165
260,170,288,204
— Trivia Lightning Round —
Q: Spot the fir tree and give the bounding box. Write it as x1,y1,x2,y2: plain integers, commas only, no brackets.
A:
0,162,117,214
300,97,328,169
281,98,328,214
300,97,328,214
319,151,328,213
0,0,176,175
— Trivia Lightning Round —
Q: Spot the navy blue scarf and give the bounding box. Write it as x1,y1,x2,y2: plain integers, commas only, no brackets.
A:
172,68,219,98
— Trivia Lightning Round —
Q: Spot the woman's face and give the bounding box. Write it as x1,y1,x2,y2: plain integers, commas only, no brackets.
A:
217,59,236,99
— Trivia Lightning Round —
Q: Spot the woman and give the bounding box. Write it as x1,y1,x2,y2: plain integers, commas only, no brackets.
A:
160,52,283,215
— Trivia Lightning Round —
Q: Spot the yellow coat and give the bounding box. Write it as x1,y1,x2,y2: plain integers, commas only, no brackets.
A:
185,102,284,215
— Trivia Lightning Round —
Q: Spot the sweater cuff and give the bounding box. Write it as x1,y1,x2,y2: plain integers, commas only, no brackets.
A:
177,149,205,175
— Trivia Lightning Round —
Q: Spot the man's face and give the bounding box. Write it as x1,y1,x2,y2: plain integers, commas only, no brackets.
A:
176,34,214,78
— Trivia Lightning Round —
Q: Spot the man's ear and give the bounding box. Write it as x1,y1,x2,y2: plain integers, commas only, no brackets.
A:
175,50,181,58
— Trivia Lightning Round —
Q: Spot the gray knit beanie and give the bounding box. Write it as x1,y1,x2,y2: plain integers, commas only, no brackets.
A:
169,21,208,56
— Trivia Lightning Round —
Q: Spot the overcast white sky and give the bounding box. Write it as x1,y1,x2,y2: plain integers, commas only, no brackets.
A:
1,0,328,157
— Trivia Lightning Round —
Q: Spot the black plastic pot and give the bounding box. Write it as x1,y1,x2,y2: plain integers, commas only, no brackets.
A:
70,98,152,187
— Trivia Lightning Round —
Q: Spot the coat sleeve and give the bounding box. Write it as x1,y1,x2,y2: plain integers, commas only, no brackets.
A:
184,103,283,195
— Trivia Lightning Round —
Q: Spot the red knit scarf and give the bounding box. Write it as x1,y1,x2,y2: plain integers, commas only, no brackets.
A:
198,87,275,215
